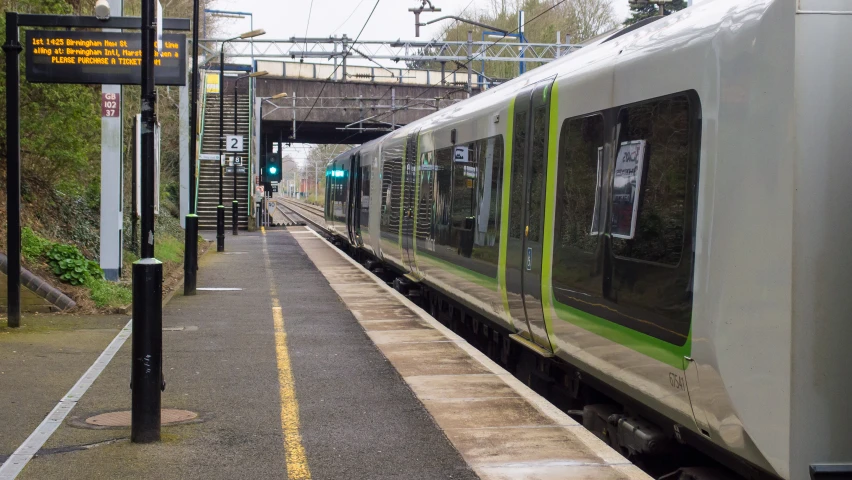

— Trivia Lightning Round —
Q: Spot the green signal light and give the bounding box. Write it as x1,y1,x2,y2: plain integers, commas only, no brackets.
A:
269,166,278,174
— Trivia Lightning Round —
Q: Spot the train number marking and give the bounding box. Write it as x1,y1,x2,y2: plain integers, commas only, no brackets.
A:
669,372,686,391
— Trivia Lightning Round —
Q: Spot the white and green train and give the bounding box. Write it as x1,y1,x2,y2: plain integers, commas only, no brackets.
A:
323,0,852,478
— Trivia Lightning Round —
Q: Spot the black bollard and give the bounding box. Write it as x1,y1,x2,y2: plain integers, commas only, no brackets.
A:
232,200,239,235
216,205,225,251
131,259,163,443
183,214,198,295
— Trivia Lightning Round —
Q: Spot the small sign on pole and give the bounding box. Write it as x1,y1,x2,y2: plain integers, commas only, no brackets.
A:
101,92,120,117
225,135,243,152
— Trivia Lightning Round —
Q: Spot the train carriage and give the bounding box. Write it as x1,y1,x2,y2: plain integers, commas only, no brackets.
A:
324,0,852,478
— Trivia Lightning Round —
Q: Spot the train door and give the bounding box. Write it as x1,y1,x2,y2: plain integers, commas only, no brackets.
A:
506,78,555,351
347,153,362,245
401,131,420,273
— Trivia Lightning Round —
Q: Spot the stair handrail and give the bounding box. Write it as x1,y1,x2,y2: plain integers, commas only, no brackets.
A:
195,69,209,213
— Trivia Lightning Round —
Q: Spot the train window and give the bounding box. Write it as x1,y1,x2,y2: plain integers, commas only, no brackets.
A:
472,135,503,271
528,106,547,243
612,95,691,266
608,92,698,346
452,143,476,237
416,152,435,248
434,147,453,246
553,114,605,301
360,163,370,230
509,111,527,240
380,157,393,229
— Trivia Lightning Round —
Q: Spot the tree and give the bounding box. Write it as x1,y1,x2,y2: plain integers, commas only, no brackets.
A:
624,0,687,26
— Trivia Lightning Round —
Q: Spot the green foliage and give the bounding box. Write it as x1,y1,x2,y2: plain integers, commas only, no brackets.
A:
21,227,53,260
45,243,103,286
87,277,132,308
624,0,687,25
155,234,183,263
0,0,102,191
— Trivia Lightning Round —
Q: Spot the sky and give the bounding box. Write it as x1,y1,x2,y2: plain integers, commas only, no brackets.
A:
207,0,633,163
207,0,633,46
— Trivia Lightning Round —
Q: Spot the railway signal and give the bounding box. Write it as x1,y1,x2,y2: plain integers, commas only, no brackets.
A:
265,155,283,183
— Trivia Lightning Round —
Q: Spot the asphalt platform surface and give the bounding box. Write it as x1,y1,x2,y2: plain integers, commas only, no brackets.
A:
2,230,477,479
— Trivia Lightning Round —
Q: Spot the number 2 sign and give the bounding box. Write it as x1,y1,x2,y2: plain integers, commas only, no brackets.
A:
225,135,244,152
101,92,120,117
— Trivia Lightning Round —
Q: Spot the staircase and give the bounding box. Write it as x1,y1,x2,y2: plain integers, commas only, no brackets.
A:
197,91,251,230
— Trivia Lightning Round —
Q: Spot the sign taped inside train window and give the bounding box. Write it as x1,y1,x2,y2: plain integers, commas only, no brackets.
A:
611,140,646,240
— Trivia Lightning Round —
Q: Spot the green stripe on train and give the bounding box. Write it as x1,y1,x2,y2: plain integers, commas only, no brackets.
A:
498,99,515,316
540,82,559,352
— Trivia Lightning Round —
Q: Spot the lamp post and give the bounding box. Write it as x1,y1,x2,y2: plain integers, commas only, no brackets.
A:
231,70,267,235
218,28,265,252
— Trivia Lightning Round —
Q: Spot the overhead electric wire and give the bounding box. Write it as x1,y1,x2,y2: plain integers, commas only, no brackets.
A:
302,0,315,60
303,0,568,156
357,0,570,128
294,0,381,137
332,0,368,35
369,0,477,113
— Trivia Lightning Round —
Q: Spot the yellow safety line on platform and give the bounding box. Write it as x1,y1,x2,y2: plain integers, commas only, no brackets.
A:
262,230,312,480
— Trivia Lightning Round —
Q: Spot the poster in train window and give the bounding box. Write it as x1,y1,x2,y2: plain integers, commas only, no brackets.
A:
590,146,603,235
611,140,646,239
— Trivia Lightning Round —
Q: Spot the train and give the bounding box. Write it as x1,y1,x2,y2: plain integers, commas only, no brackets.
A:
318,0,852,478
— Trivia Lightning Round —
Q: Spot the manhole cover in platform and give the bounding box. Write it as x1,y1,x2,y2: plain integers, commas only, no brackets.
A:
85,409,197,427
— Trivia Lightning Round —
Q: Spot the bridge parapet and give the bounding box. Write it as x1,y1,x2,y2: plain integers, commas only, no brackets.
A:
257,60,474,87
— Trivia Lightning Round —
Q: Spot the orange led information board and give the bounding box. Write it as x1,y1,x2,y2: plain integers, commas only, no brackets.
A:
25,31,186,85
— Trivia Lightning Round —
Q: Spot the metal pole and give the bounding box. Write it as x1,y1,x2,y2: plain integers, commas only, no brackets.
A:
341,34,348,80
291,92,296,140
518,10,526,75
184,0,200,296
466,31,472,97
232,80,238,235
132,0,164,443
217,46,225,251
3,12,22,328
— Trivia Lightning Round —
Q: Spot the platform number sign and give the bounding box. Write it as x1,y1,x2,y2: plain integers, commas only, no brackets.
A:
226,135,244,152
101,92,120,117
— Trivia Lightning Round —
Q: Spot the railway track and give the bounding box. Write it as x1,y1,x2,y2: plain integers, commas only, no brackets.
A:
277,199,325,229
267,199,308,227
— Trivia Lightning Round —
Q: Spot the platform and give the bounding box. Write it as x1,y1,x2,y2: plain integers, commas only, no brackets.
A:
0,228,648,480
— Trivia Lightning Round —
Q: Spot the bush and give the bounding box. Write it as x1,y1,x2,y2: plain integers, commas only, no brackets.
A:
45,243,103,286
22,227,53,260
88,277,132,308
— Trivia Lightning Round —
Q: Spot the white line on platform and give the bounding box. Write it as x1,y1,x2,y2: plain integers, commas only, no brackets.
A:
197,287,243,291
0,319,133,480
222,252,249,255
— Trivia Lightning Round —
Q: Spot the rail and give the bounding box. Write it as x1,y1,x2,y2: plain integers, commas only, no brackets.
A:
278,198,325,230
